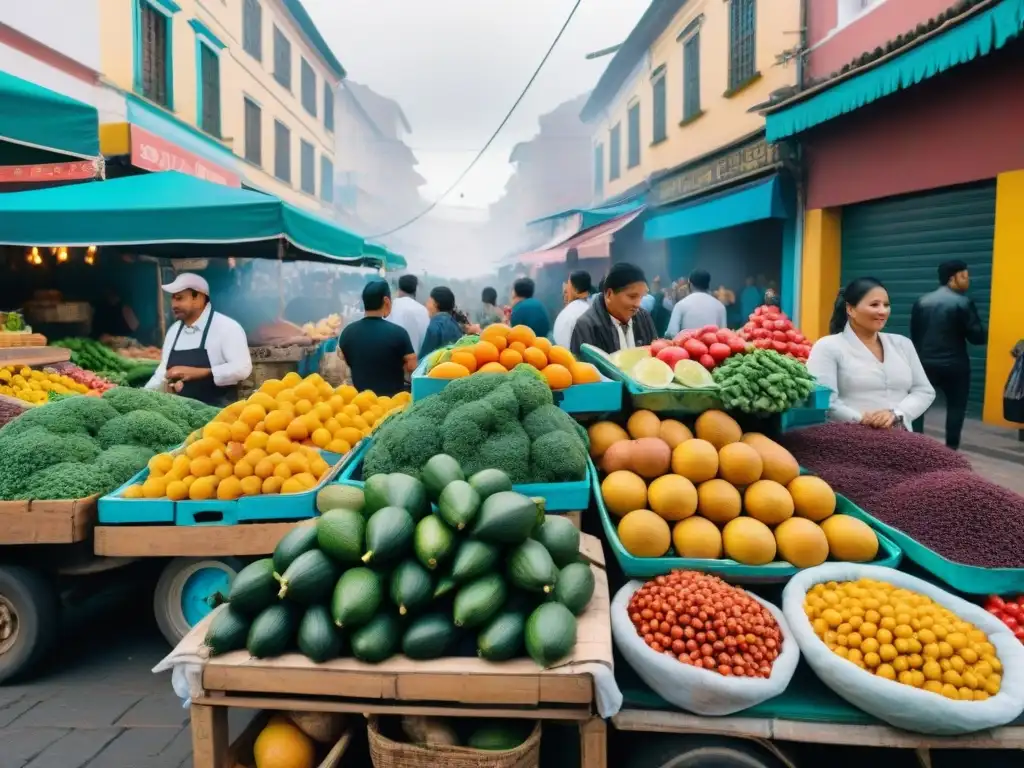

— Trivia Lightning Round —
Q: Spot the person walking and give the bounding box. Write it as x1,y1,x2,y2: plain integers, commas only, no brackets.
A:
910,259,988,449
509,277,551,338
338,280,417,397
386,274,430,356
666,269,727,336
553,270,593,349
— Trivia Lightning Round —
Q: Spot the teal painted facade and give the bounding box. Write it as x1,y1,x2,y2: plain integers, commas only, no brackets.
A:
132,0,181,112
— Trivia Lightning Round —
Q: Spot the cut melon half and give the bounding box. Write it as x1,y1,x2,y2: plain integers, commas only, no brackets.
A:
673,359,715,388
632,357,675,388
610,347,652,374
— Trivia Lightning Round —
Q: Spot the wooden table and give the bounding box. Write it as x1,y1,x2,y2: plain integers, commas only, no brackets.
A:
176,535,613,768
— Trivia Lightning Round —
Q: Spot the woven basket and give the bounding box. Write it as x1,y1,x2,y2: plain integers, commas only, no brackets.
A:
367,718,541,768
23,301,92,324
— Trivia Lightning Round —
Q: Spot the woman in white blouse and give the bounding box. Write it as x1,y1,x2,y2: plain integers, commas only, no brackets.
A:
807,277,935,430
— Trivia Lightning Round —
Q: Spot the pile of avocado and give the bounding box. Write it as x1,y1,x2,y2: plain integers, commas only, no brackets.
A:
204,455,595,667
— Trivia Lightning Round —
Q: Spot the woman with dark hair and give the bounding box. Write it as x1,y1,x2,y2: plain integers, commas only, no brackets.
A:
420,286,468,359
475,286,503,328
806,277,934,430
570,262,657,355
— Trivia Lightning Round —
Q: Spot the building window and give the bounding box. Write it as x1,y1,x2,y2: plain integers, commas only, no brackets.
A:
244,98,262,165
242,0,262,61
324,83,334,132
274,120,291,182
273,26,291,90
320,156,334,202
627,103,641,169
139,1,172,108
300,140,315,195
609,124,621,181
837,0,884,28
593,143,604,199
683,32,701,120
651,70,667,144
728,0,757,91
301,59,317,116
198,44,221,136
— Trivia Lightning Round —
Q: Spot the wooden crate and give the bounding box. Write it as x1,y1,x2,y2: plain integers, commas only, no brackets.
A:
0,495,98,545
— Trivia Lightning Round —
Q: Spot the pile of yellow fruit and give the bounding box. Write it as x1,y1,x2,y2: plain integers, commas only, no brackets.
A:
121,372,409,501
805,578,1003,701
0,365,89,404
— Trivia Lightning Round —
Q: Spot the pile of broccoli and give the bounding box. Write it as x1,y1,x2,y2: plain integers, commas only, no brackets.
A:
363,365,590,484
0,388,219,501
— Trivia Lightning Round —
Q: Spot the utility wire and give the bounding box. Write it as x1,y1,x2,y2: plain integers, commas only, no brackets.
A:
366,0,584,238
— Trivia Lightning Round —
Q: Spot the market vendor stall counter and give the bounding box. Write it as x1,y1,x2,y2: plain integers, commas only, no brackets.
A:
164,535,613,768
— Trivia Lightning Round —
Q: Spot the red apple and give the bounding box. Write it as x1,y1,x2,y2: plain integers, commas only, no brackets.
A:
650,339,672,355
708,342,731,362
673,330,694,344
698,354,717,370
657,346,690,367
682,338,709,358
700,332,719,347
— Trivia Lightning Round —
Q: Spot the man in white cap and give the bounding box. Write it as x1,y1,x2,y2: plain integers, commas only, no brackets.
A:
145,273,252,405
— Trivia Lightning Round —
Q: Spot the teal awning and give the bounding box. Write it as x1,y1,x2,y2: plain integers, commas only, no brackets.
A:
0,70,100,162
527,197,645,228
363,242,408,270
0,171,369,265
644,176,787,241
766,0,1024,141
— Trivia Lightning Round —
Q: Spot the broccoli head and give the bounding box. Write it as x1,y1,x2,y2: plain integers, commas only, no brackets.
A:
101,388,196,431
363,413,443,478
403,391,452,425
437,373,505,409
0,427,101,499
508,366,553,417
482,383,519,423
465,420,531,483
97,411,188,452
441,400,498,465
94,444,155,485
530,430,588,484
0,396,119,439
19,461,116,501
522,404,590,450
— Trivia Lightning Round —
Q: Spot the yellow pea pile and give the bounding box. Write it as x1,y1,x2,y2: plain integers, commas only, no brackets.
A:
804,578,1002,701
121,372,409,501
0,366,88,404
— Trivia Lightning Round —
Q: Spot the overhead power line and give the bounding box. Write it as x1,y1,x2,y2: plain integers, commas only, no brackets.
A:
366,0,583,238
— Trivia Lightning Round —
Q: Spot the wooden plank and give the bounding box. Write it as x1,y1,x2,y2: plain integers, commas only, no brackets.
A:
190,703,229,768
0,346,70,366
93,520,311,557
612,709,774,739
580,716,608,768
0,495,97,545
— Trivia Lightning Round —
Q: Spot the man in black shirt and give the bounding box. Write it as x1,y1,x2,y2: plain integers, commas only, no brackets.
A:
338,280,417,396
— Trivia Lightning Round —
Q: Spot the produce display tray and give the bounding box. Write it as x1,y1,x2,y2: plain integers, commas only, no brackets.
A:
97,450,348,526
410,357,622,414
337,437,592,512
594,467,902,582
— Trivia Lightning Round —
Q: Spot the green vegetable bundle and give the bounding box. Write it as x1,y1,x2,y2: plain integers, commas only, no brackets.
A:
51,338,137,374
711,349,816,414
205,465,594,668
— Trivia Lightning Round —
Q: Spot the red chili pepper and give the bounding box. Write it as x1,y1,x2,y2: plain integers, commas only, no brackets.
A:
987,595,1006,610
1003,616,1019,630
1005,603,1022,618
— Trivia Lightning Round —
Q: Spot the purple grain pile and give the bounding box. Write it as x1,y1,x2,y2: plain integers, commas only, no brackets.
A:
779,423,1024,569
0,396,28,429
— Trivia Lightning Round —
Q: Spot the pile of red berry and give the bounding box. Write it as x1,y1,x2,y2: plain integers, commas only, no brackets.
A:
984,595,1024,642
651,326,748,371
739,306,811,362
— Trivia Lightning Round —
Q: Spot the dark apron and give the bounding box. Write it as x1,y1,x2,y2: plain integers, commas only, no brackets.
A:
167,311,237,406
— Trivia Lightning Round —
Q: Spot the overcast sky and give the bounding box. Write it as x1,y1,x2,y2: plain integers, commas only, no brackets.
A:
302,0,651,211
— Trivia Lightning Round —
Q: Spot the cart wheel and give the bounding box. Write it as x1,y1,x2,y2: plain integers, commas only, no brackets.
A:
624,734,785,768
153,557,243,646
0,565,59,685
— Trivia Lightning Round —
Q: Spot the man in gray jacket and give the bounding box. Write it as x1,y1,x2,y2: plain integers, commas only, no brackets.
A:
910,260,988,449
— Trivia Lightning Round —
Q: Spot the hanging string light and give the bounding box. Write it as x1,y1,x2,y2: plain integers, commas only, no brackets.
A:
84,246,97,266
56,246,69,263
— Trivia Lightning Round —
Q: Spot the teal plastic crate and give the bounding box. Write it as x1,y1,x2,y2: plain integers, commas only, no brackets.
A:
97,449,347,525
594,465,903,582
410,357,621,414
337,437,592,512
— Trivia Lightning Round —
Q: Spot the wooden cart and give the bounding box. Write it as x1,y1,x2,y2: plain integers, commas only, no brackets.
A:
170,535,614,768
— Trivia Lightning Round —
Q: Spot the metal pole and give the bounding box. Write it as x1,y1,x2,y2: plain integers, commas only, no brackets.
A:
277,240,285,318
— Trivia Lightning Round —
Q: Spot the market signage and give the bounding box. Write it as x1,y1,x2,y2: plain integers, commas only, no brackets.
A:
651,138,781,206
0,159,101,184
130,125,240,187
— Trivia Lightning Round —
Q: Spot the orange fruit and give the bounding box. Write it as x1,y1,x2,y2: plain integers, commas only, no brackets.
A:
234,460,254,479
570,361,601,384
285,452,310,475
189,476,216,501
293,382,318,402
244,431,270,452
253,458,275,479
262,476,283,494
499,348,523,369
473,340,500,366
215,462,235,481
245,448,268,466
336,384,358,402
189,456,214,478
523,347,548,370
294,399,314,415
532,337,552,355
488,335,508,352
311,428,332,448
449,350,478,372
481,323,511,339
166,480,188,501
248,392,277,411
509,340,527,355
327,395,346,413
541,364,573,390
310,457,330,478
326,439,351,454
273,463,293,480
217,476,244,501
337,426,363,446
292,472,317,490
507,324,536,346
428,362,471,379
202,421,232,444
281,478,306,495
259,378,286,396
238,404,267,428
478,362,508,374
240,475,263,496
313,402,334,422
548,345,576,368
264,410,291,433
286,419,309,441
266,431,292,456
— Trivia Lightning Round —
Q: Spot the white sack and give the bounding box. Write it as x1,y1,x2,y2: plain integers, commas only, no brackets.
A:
782,563,1024,735
611,580,800,716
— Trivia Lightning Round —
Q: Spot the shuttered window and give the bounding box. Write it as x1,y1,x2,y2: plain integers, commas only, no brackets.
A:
324,83,334,132
301,59,317,116
728,0,757,90
140,2,170,107
593,143,604,199
300,140,315,195
683,32,701,120
273,26,291,90
320,156,334,202
199,45,221,136
242,0,262,61
609,124,621,181
627,103,641,168
244,98,262,165
274,120,291,182
652,72,667,144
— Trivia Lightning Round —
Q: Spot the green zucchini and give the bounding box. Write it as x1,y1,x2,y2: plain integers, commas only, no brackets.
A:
364,473,429,520
552,562,595,616
296,605,343,663
227,558,278,616
331,567,383,628
402,613,458,660
470,492,544,545
204,605,250,656
350,611,400,663
275,549,338,604
525,602,576,667
413,514,455,570
246,603,296,659
476,610,525,661
467,722,530,750
317,508,365,564
362,506,415,565
438,480,481,531
451,540,501,584
389,559,434,616
453,573,507,629
272,525,319,574
532,515,581,568
467,468,513,501
421,454,465,501
507,539,558,594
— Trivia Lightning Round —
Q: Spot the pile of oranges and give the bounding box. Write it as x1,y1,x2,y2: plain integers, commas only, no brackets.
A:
120,372,409,502
426,323,602,390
